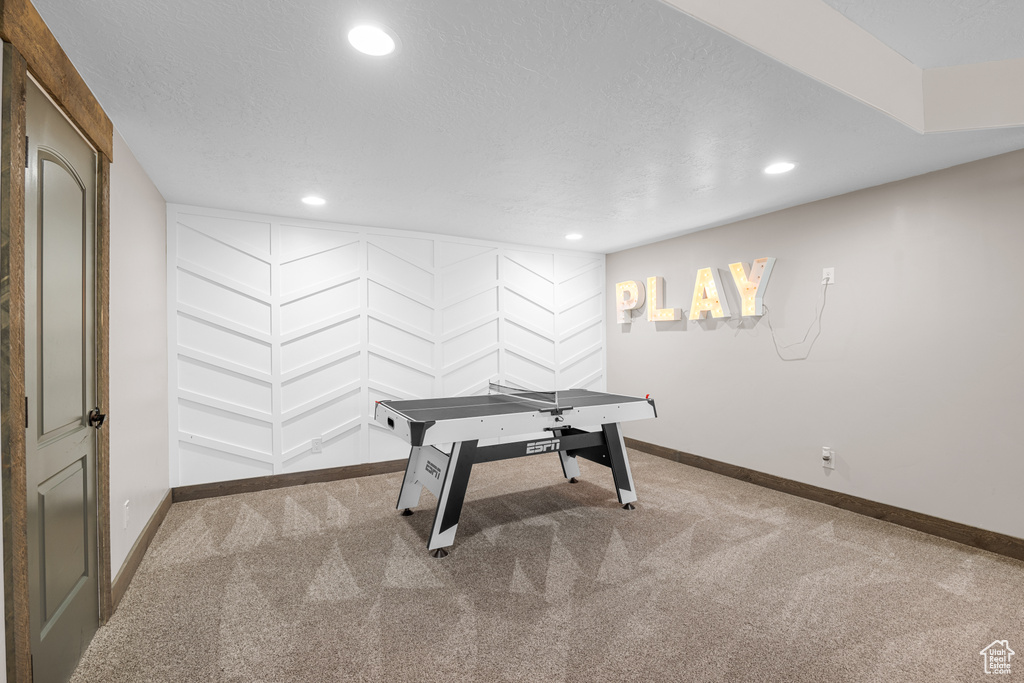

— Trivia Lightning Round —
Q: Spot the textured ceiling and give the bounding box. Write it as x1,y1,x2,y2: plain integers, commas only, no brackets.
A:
821,0,1024,68
33,0,1024,253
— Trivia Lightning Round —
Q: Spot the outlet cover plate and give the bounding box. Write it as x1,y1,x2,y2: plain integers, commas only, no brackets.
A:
822,447,835,470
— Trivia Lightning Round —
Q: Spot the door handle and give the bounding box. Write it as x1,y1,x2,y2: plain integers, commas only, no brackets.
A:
88,407,106,429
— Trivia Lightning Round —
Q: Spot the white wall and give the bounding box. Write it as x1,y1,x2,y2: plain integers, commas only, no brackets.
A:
607,148,1024,540
109,130,169,576
168,205,606,487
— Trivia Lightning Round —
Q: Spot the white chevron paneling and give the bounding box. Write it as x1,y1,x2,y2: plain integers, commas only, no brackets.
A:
441,253,498,302
177,313,272,374
505,353,556,391
177,399,273,456
177,271,272,334
505,320,555,365
559,349,603,389
504,257,554,309
367,281,433,335
169,204,606,486
505,292,554,335
280,321,359,377
442,320,499,368
177,225,271,292
368,318,434,369
178,441,274,482
442,352,499,396
280,282,360,336
177,356,272,413
280,244,359,297
442,290,498,335
177,212,272,255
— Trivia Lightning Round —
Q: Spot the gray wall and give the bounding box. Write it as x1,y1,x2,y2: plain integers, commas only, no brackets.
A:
607,148,1024,539
109,129,169,576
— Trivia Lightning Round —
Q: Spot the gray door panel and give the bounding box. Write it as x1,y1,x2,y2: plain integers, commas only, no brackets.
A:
40,157,87,436
24,79,99,683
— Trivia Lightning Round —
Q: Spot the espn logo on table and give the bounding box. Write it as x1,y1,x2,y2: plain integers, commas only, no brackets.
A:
525,439,561,455
424,460,443,479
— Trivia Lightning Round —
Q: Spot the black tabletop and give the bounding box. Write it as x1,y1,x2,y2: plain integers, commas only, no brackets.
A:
380,389,647,422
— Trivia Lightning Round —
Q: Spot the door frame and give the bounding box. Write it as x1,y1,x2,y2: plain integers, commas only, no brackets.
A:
0,1,114,680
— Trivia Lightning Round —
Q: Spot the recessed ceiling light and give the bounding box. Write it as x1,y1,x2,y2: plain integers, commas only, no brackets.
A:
764,162,796,175
565,233,582,241
348,25,397,56
302,196,326,206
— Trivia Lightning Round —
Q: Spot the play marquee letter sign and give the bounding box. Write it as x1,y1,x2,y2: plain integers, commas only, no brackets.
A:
615,257,775,324
689,267,729,320
730,257,775,317
615,280,645,323
647,276,682,321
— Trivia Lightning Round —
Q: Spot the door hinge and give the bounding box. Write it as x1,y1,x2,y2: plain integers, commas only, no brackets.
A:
25,135,28,168
25,396,28,429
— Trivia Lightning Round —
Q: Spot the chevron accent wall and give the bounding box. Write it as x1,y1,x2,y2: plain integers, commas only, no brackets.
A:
168,205,606,487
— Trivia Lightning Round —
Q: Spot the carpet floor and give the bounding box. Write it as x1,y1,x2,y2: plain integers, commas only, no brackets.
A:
71,450,1023,682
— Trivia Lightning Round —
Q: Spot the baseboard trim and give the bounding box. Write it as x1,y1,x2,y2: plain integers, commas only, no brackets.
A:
171,458,408,503
110,459,407,614
111,489,173,613
626,437,1024,563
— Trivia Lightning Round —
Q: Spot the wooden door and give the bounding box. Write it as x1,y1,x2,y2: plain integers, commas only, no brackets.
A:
24,79,100,683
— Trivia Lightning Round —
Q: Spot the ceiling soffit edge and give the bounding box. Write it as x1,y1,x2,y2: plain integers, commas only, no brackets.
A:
659,0,1024,133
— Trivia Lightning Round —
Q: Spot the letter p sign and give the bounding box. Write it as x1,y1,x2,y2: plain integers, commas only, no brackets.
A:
615,280,645,324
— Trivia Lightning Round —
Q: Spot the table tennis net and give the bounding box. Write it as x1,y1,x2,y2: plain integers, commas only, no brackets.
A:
487,382,562,409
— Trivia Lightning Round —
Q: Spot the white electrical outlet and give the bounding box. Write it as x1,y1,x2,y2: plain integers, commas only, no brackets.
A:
123,500,130,529
822,267,835,284
822,447,835,470
311,437,323,454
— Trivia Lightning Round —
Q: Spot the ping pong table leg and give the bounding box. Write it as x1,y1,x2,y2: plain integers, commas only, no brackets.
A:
427,439,477,556
602,423,638,508
553,429,581,483
396,446,426,513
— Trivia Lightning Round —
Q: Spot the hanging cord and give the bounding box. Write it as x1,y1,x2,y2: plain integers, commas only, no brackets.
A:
763,280,831,361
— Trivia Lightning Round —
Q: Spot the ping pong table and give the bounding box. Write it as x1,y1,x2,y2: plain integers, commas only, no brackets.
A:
374,383,657,557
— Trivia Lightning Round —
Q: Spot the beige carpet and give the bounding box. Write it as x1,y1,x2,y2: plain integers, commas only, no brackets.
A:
72,450,1023,682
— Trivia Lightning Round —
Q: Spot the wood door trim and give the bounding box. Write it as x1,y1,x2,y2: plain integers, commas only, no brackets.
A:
97,154,112,622
0,0,113,162
1,42,31,683
2,34,113,681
